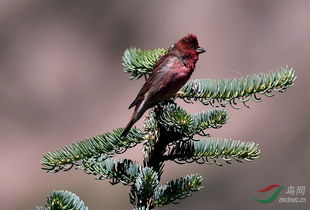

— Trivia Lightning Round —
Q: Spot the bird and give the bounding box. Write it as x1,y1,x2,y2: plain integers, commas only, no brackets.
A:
121,34,206,137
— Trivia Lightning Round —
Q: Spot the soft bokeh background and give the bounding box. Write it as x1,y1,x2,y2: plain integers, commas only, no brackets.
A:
0,0,309,209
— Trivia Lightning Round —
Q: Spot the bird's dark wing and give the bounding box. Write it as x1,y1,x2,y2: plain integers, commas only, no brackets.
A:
128,53,174,109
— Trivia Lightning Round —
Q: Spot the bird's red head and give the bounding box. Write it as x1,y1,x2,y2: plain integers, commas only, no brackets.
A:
175,34,206,56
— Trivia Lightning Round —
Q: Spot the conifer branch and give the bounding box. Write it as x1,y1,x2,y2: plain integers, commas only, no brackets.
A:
123,48,166,80
178,66,296,108
82,158,142,185
191,109,228,135
132,207,150,210
152,174,203,206
165,138,260,166
36,190,88,210
130,167,159,208
156,102,193,136
146,102,228,138
41,128,144,173
144,111,157,137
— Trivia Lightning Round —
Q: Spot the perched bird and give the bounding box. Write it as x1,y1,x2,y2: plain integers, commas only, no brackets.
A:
121,34,206,137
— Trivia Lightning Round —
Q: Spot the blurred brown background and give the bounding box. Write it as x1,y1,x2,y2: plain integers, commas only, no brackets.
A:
0,0,309,209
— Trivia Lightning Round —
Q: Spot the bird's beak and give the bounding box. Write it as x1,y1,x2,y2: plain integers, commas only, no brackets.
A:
196,47,206,54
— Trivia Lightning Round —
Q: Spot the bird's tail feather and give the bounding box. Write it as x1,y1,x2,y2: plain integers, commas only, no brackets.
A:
121,100,147,138
121,115,136,137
